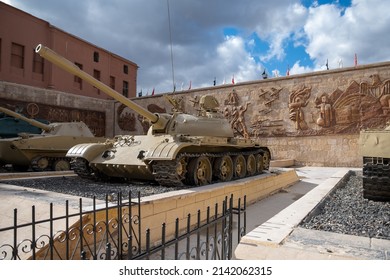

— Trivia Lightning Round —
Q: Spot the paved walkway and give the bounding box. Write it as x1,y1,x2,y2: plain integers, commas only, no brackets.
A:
235,166,390,260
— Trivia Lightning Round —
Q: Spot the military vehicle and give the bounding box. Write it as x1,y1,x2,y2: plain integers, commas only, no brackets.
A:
36,43,271,187
0,108,49,138
359,124,390,201
0,106,106,172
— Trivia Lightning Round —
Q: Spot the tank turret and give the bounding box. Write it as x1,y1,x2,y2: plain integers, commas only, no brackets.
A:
0,104,106,172
36,44,271,187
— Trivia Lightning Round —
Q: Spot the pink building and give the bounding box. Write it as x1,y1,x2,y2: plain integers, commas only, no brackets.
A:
0,2,138,100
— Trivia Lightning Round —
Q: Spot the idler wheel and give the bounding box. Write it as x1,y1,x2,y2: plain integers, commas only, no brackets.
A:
233,155,247,179
246,154,256,176
187,156,212,186
213,155,233,182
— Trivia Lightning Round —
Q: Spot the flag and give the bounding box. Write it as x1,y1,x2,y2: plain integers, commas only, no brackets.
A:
188,81,192,90
354,53,358,67
232,75,235,84
326,59,329,70
151,88,155,96
262,69,268,79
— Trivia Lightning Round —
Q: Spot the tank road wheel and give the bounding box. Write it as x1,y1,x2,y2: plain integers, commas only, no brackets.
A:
53,159,71,171
213,155,233,182
262,150,271,170
246,154,256,176
187,156,212,186
31,156,49,171
233,155,247,179
255,154,264,174
175,157,187,181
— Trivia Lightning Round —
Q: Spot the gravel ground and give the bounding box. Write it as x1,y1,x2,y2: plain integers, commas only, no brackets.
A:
1,175,183,200
300,171,390,240
2,170,390,240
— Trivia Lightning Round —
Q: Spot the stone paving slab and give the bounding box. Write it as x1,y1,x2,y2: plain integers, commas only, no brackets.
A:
235,167,390,260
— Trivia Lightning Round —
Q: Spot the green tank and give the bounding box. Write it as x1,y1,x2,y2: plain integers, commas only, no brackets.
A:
359,124,390,201
0,109,49,138
36,44,271,187
0,106,106,171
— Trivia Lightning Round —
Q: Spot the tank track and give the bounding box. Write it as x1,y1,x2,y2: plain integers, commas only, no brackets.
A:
70,158,95,179
70,149,270,187
152,149,270,188
362,157,390,202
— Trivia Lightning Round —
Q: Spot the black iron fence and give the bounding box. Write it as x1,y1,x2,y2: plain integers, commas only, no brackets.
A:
0,192,246,260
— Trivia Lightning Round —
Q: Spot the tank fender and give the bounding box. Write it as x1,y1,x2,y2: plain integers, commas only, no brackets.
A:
145,141,194,160
66,143,110,162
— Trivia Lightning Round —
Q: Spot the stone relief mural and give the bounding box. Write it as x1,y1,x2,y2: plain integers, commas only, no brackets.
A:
307,74,390,135
120,73,390,138
222,89,251,138
217,74,390,139
117,104,136,131
0,99,105,136
250,86,284,137
288,85,312,131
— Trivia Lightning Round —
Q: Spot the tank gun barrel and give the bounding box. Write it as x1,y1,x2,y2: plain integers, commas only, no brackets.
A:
0,106,51,132
35,44,166,129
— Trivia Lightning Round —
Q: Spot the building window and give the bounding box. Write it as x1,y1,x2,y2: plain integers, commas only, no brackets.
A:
94,69,101,94
74,62,83,90
123,81,128,97
11,42,24,69
32,51,44,74
123,64,128,74
110,76,115,89
93,69,101,80
93,51,99,62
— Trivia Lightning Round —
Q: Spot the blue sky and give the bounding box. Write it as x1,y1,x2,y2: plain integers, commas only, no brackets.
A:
3,0,390,94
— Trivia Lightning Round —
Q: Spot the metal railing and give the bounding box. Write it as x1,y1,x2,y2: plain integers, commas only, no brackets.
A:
0,192,246,260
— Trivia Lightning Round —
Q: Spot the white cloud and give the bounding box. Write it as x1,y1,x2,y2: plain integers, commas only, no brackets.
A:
4,0,390,93
304,0,390,69
257,3,308,62
215,36,262,84
290,61,314,75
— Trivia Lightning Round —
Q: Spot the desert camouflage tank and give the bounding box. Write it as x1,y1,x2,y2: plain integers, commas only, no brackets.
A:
36,44,271,187
359,124,390,201
0,106,106,172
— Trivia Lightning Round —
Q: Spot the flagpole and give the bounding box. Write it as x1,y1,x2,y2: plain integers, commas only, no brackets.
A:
167,0,175,92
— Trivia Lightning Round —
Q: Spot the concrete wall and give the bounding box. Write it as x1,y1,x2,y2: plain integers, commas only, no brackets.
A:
0,81,114,137
126,61,390,167
136,170,299,244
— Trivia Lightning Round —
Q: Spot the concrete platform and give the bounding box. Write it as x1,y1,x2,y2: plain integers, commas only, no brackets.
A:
235,167,390,260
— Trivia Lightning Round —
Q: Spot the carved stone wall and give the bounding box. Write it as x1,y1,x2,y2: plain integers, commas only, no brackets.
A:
0,82,112,137
129,61,390,167
2,61,390,167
